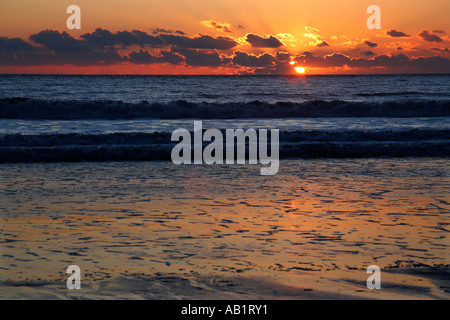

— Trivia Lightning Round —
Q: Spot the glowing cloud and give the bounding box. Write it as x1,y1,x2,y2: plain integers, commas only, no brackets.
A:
201,20,232,33
304,26,323,46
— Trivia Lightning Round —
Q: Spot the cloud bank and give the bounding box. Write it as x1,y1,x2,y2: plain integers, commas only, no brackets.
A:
1,27,449,74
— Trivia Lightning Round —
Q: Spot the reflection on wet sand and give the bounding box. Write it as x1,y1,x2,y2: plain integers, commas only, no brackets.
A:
0,158,449,299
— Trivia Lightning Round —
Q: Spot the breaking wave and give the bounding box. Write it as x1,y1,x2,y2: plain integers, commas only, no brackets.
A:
1,98,449,119
0,129,448,162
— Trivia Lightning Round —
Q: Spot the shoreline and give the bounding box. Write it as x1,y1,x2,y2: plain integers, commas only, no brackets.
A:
1,159,448,299
1,266,449,300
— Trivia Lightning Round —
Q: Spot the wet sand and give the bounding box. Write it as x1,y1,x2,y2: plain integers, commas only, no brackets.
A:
0,159,449,299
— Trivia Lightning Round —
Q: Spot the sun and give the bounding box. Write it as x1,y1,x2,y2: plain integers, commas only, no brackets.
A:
294,67,305,74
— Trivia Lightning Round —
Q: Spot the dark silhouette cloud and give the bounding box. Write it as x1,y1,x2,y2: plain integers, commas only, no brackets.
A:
0,37,38,51
53,49,126,66
418,30,443,43
433,30,446,35
371,54,409,67
324,53,351,67
24,30,125,66
128,49,184,65
152,28,186,35
0,51,44,66
293,51,326,67
430,47,449,54
245,33,283,48
2,28,450,73
152,28,172,34
317,41,330,47
2,30,124,66
31,30,91,51
0,47,124,66
159,34,238,49
363,51,375,57
293,51,450,73
275,52,291,62
364,40,378,48
172,47,231,67
386,29,410,37
408,55,450,72
82,28,237,49
0,29,236,67
232,51,276,67
81,28,164,47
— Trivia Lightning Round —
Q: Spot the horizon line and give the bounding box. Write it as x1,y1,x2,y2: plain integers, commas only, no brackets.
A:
1,73,449,76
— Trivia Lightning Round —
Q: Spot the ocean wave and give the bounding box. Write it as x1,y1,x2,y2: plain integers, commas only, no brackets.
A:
0,129,448,147
1,98,449,119
0,129,448,162
0,142,447,163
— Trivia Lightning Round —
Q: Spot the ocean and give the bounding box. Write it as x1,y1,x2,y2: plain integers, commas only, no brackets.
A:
0,74,449,162
0,74,449,299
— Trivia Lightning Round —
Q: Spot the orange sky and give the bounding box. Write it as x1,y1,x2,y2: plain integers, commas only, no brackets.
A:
0,0,449,74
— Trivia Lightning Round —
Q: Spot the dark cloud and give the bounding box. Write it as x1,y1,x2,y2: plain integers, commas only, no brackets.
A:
1,29,237,67
386,29,410,37
0,47,124,66
418,30,443,43
324,53,351,67
293,51,450,73
53,49,126,66
317,41,330,47
245,33,283,48
2,28,450,74
128,49,184,65
2,30,125,66
408,56,450,72
0,51,45,66
275,52,291,62
232,51,276,67
362,51,375,57
153,28,172,34
430,47,449,54
293,51,325,67
152,28,186,35
364,40,378,48
159,34,237,49
30,30,90,51
372,54,409,67
81,28,164,47
292,51,350,68
0,37,38,51
343,53,410,69
172,47,231,67
433,30,446,35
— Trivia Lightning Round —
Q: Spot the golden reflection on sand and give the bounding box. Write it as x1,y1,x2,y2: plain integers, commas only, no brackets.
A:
0,159,449,299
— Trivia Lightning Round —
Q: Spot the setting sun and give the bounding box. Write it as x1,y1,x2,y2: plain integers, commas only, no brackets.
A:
295,67,305,74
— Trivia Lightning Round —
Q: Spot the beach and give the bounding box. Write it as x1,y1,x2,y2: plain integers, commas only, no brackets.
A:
1,0,450,303
1,158,448,299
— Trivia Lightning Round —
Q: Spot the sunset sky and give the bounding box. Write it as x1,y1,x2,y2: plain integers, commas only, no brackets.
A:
1,0,449,74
